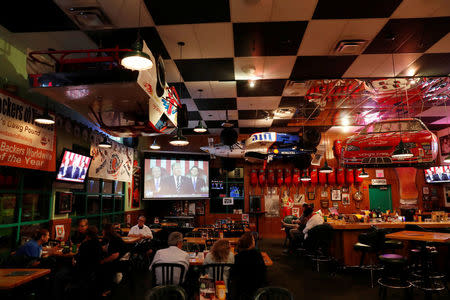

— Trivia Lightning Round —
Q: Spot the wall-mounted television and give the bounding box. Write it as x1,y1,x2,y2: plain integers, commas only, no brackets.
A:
425,166,450,183
144,154,209,199
56,149,92,183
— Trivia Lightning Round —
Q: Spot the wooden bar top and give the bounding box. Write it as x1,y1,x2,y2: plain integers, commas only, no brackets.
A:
385,231,450,243
328,221,450,230
0,268,51,290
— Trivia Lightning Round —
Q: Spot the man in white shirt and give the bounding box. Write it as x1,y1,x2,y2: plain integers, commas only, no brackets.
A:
303,210,324,239
128,216,153,239
150,232,189,285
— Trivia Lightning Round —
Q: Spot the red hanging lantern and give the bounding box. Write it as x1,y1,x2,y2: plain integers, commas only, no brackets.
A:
346,169,354,184
319,170,327,185
337,168,345,185
276,169,284,187
250,169,258,188
284,168,292,187
292,168,301,187
258,169,266,187
333,140,342,159
267,169,275,186
310,168,318,185
328,168,336,185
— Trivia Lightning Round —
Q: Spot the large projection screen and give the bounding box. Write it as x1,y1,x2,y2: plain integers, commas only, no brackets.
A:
144,157,209,199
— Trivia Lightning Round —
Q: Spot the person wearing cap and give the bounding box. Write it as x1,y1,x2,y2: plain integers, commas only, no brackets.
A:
149,231,189,285
128,215,153,239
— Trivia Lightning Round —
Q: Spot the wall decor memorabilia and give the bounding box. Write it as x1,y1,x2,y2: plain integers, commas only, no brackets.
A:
342,186,349,193
264,194,280,217
292,207,300,217
320,190,328,198
56,192,73,213
308,191,315,200
342,193,350,205
375,169,384,178
320,200,329,209
89,142,133,182
222,197,234,205
0,90,57,172
440,134,450,156
293,194,305,205
332,201,339,209
331,189,341,201
422,186,429,195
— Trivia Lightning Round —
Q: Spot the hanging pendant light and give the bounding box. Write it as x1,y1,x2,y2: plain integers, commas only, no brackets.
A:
392,139,413,159
358,167,369,178
301,169,311,182
150,138,161,150
121,1,153,71
194,120,207,133
444,155,450,163
170,128,189,146
98,136,112,148
34,100,55,125
319,160,333,174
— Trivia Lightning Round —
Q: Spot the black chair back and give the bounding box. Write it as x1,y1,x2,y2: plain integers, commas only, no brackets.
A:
305,223,334,255
151,263,186,286
202,263,234,282
358,226,386,251
404,224,430,232
146,285,187,300
254,286,294,300
205,239,217,250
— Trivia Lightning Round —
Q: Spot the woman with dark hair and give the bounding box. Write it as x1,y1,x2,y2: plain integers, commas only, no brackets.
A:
230,233,266,300
100,224,127,296
203,239,234,287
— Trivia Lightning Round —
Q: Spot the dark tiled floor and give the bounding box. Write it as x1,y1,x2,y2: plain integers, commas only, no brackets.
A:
112,238,449,300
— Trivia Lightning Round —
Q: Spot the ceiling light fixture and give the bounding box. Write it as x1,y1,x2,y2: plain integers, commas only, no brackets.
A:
121,1,153,71
98,136,112,148
341,115,350,126
358,167,369,178
249,80,256,88
169,128,189,146
194,120,207,133
301,169,311,181
392,139,413,159
319,160,333,174
34,100,55,125
150,138,161,150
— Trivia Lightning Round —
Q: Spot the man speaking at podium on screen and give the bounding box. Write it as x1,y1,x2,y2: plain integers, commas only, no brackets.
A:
161,163,193,195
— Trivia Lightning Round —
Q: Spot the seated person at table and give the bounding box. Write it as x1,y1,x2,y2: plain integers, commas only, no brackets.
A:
71,218,88,244
230,233,266,300
203,239,234,287
128,215,153,239
100,223,128,295
150,231,189,285
303,209,324,239
15,228,50,266
288,204,312,251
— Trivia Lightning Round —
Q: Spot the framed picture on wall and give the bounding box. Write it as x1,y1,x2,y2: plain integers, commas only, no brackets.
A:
439,134,450,155
56,192,73,214
422,186,429,195
308,192,315,200
331,189,341,201
342,193,350,205
342,186,349,193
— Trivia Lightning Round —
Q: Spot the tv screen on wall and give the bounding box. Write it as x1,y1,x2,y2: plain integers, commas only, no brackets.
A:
424,166,450,183
56,149,92,183
144,157,209,199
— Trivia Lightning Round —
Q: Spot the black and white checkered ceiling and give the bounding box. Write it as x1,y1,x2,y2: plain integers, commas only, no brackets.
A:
1,0,450,134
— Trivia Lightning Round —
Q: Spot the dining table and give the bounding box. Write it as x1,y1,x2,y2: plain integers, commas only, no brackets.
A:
184,237,240,245
385,230,450,243
0,268,51,290
188,251,273,267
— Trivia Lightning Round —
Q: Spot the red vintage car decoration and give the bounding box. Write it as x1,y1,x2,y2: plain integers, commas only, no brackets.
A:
342,118,438,167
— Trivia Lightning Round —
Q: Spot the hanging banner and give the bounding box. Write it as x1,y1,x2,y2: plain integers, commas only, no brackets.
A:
89,142,133,182
0,90,56,171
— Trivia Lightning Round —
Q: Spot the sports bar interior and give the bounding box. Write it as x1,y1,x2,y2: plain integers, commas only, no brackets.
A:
0,1,450,299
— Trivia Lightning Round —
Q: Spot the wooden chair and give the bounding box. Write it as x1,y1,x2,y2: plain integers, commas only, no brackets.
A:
145,285,187,300
253,286,294,300
151,263,186,286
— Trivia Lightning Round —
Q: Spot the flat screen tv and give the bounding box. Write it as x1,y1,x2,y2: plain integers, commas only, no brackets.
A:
425,166,450,183
144,156,209,199
56,149,92,183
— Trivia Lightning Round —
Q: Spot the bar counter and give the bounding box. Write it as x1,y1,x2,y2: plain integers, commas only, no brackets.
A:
328,221,450,266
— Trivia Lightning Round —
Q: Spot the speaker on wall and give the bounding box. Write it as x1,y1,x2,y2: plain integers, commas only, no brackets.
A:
249,196,261,213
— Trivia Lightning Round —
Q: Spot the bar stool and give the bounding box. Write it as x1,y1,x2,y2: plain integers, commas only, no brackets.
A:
353,227,385,288
378,254,412,300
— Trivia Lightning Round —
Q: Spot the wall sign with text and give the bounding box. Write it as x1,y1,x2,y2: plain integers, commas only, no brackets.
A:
0,90,56,171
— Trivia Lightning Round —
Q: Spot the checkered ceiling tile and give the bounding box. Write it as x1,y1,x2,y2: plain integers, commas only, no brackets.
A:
2,0,450,137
